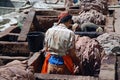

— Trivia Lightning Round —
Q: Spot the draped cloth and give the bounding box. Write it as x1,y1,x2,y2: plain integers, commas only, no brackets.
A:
41,52,74,74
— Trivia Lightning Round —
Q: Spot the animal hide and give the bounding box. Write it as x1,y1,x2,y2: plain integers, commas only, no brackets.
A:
0,60,35,80
80,0,108,15
75,35,105,76
72,9,106,31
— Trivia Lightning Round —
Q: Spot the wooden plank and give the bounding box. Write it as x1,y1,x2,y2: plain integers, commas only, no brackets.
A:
99,55,116,80
0,26,17,38
109,5,120,8
34,73,98,80
105,16,114,32
117,56,120,80
114,8,120,34
0,41,28,45
28,52,40,66
28,51,45,73
8,33,20,36
0,56,28,60
0,41,29,56
17,9,36,42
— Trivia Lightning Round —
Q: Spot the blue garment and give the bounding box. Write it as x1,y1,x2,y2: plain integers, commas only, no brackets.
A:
49,55,64,65
73,0,78,3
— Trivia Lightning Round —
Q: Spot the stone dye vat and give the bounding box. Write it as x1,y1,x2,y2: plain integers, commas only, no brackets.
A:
0,0,25,15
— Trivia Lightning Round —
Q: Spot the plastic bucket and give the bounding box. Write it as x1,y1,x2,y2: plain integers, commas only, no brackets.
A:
27,32,45,52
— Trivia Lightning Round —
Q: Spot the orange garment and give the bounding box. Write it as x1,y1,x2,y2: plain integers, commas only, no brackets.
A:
62,55,74,74
41,53,51,74
41,52,74,74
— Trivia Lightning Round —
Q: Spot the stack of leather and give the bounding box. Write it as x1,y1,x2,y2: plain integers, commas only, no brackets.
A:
80,0,108,15
75,35,105,76
77,9,106,25
0,60,35,80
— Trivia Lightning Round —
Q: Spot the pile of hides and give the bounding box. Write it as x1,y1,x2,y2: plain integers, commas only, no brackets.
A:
74,9,106,25
75,35,105,76
80,0,108,15
97,32,120,55
0,60,35,80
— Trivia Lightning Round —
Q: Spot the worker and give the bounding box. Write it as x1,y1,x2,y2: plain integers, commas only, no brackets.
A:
41,11,80,74
64,0,79,10
80,22,103,33
73,0,78,4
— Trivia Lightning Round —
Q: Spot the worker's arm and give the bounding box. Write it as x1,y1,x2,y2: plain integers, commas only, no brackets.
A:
68,47,80,74
68,32,80,65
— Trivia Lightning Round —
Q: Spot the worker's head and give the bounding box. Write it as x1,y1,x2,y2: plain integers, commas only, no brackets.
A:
58,11,73,29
